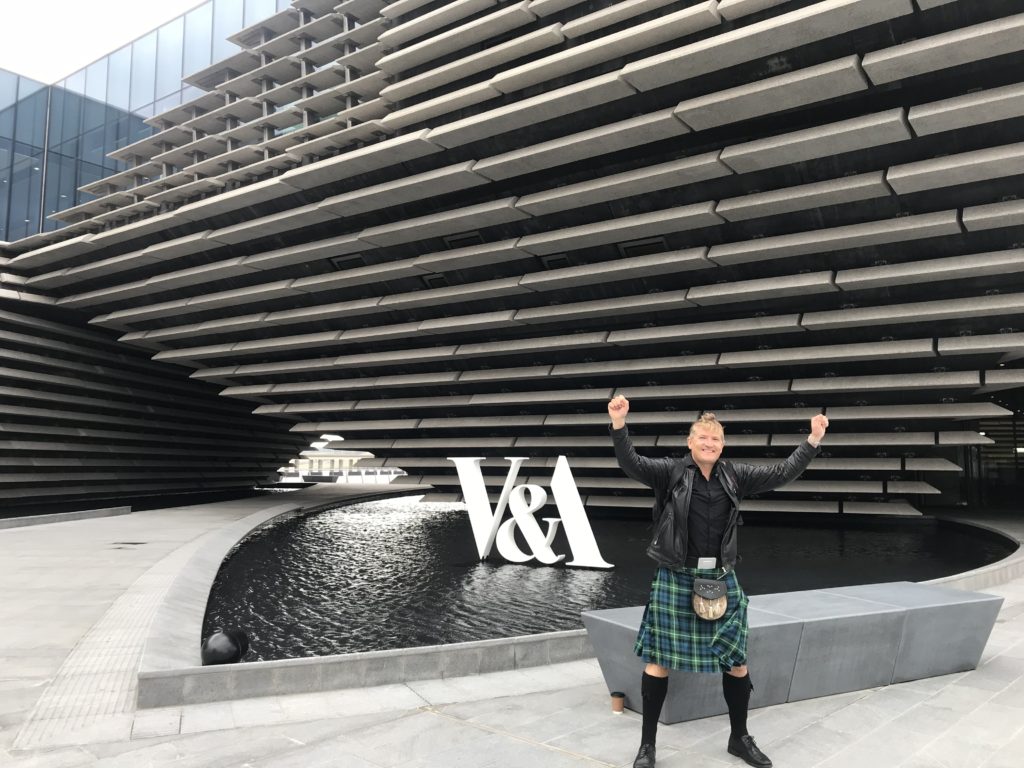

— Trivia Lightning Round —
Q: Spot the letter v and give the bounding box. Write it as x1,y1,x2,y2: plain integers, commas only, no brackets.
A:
448,456,528,559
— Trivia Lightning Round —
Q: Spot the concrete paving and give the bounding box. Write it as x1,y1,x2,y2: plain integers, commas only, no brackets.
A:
2,495,1023,767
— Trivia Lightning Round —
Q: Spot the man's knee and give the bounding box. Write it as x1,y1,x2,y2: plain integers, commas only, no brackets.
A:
726,664,748,677
644,663,669,678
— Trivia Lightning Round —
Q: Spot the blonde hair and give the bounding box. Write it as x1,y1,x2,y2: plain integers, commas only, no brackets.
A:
688,412,725,439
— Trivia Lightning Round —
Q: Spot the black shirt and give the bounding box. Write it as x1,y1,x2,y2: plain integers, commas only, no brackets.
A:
686,464,731,559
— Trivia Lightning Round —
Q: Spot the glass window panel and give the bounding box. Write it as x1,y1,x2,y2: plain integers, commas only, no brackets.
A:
184,2,214,78
77,161,103,202
43,153,75,220
181,84,205,103
130,31,158,110
85,59,108,103
154,91,184,116
81,125,106,166
14,88,48,148
105,109,131,159
128,114,152,145
0,70,18,112
245,0,276,25
213,0,244,61
7,147,44,239
156,17,185,99
107,45,132,111
50,90,83,146
83,90,107,134
64,69,86,96
0,137,10,240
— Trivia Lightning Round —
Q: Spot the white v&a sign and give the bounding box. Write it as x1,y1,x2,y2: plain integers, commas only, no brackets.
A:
447,455,613,569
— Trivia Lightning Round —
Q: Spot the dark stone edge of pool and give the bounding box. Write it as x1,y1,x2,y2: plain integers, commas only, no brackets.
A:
136,496,1023,710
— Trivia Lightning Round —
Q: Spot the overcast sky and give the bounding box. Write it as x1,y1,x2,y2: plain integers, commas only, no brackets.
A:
0,0,208,84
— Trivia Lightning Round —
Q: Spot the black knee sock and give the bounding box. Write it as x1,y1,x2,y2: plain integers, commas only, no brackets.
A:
722,672,753,738
640,672,668,745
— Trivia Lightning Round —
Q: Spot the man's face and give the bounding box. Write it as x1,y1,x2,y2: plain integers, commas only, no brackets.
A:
688,426,724,467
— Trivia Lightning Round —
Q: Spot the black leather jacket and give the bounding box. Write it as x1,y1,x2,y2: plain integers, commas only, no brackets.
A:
611,425,818,570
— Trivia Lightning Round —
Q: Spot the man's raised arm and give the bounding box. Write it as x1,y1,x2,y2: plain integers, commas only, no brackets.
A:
608,395,672,491
738,413,830,497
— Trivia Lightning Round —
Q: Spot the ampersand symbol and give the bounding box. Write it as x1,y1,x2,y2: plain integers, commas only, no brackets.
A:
494,484,565,565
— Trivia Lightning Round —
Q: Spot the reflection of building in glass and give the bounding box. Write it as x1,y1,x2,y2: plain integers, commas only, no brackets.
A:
0,69,152,242
0,0,1022,515
0,71,50,242
0,0,292,239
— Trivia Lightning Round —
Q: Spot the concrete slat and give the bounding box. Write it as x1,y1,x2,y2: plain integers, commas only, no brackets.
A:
674,55,869,131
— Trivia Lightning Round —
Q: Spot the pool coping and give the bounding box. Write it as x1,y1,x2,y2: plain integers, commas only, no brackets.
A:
0,506,131,529
136,504,1019,709
925,514,1024,591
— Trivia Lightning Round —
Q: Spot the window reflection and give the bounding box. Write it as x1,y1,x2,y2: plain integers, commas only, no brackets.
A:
184,3,214,79
130,31,157,111
245,0,277,26
1,0,286,239
157,17,185,101
213,0,244,61
85,59,108,103
107,46,132,112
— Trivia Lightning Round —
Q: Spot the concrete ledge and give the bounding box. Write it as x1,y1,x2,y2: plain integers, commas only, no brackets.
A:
380,25,565,103
908,83,1024,136
473,109,689,182
674,55,868,131
862,12,1024,85
928,518,1024,592
886,142,1024,195
716,171,889,222
720,108,911,173
376,1,537,74
491,2,721,94
619,0,912,92
0,506,131,529
583,581,1002,722
138,629,593,708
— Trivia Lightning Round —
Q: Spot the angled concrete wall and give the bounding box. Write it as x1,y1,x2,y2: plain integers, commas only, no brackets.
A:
0,298,307,513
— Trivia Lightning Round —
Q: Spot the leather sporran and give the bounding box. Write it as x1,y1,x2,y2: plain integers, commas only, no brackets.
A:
692,577,728,620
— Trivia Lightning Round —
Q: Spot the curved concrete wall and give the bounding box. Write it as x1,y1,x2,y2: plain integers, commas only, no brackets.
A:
2,0,1023,513
0,300,307,512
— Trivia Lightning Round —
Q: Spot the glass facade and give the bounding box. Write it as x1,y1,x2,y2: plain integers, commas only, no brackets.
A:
0,0,292,241
0,70,49,242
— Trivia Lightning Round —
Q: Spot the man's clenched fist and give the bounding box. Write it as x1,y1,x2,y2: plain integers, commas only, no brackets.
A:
608,394,629,430
809,413,829,446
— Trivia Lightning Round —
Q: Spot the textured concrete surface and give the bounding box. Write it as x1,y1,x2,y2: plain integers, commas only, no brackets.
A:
584,582,1001,720
2,501,1024,767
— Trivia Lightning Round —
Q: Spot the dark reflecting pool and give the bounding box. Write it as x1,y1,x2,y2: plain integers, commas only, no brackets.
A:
203,497,1016,661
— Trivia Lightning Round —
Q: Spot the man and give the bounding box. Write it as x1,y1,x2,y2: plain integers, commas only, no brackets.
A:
607,395,829,768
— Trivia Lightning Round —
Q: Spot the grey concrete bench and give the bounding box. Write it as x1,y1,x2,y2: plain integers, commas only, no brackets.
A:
582,581,1001,723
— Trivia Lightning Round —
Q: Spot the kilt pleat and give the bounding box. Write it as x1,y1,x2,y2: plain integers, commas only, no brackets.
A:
634,567,749,673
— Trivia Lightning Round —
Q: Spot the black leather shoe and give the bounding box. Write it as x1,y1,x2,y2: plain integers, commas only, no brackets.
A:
728,734,772,768
633,742,656,768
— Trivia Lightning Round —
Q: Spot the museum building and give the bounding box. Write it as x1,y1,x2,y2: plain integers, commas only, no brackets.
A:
0,0,1022,516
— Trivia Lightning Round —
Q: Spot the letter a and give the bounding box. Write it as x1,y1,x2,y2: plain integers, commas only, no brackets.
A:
550,456,613,569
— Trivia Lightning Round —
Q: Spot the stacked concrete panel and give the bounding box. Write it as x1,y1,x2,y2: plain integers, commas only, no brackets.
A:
0,296,308,513
3,0,1024,513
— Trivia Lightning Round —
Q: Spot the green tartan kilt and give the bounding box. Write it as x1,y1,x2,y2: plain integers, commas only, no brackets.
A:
634,566,750,673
